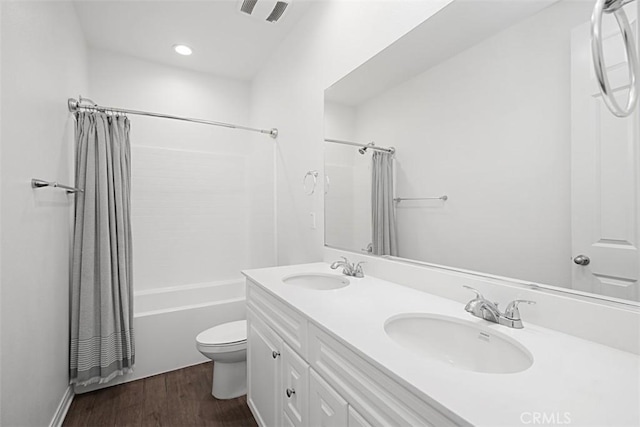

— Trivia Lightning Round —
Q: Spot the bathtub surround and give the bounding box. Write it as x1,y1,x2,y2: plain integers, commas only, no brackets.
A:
0,2,88,425
87,49,271,292
70,112,135,386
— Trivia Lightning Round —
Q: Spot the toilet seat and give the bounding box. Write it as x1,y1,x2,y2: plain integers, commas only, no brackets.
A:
196,320,247,349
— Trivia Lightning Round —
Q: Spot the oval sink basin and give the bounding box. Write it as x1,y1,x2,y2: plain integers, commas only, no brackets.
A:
384,314,533,374
282,273,349,290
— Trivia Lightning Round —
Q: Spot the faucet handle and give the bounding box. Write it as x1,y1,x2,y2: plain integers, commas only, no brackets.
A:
353,261,365,277
504,299,536,320
462,285,484,300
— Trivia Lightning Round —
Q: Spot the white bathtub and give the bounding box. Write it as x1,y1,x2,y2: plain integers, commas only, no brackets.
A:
74,279,246,394
135,280,245,315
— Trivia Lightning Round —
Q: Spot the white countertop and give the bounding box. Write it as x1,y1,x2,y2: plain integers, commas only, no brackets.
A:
243,262,640,427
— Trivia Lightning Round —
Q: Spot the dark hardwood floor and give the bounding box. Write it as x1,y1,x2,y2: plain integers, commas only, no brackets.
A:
63,362,257,427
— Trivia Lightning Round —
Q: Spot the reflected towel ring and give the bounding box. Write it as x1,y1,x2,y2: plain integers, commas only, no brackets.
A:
591,0,638,117
303,170,319,195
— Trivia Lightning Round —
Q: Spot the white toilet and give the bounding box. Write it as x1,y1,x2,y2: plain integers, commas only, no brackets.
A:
196,319,247,399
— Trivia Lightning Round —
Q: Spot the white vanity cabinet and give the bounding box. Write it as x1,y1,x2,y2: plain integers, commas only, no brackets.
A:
309,370,348,426
347,407,373,427
247,282,311,427
281,343,309,427
247,307,283,427
246,279,461,427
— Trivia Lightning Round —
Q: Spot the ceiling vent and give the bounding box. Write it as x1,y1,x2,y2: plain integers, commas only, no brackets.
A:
266,2,288,22
239,0,291,23
240,0,258,15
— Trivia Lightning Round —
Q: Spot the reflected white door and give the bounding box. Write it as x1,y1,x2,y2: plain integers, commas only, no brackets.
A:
571,8,640,301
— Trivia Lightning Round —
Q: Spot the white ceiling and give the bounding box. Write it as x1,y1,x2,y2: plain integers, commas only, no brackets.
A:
326,0,559,106
73,0,314,81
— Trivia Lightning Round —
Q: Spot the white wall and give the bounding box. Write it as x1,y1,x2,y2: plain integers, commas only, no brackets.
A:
251,0,453,265
324,101,371,252
324,101,356,250
88,49,276,291
350,1,592,288
0,2,88,425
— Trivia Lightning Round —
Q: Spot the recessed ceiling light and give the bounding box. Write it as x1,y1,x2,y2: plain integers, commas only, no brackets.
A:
173,44,193,56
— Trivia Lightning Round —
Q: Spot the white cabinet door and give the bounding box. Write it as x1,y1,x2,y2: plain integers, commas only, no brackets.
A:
348,406,373,427
282,412,297,427
282,343,309,427
571,11,640,301
309,369,348,427
247,308,283,427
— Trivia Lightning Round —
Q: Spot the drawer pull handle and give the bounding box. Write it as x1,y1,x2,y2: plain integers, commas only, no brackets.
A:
272,351,280,359
286,388,295,398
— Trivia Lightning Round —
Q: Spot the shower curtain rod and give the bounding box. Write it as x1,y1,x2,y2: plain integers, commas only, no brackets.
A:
68,97,278,138
324,138,395,154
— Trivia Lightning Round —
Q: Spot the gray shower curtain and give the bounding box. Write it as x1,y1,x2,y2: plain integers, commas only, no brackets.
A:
371,151,398,256
70,112,135,386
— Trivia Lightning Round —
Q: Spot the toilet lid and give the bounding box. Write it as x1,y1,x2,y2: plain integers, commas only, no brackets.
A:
196,320,247,347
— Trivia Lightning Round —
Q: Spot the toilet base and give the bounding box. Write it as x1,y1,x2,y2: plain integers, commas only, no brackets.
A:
212,360,247,399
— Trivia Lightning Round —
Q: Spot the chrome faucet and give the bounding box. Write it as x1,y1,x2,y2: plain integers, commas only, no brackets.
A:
330,257,365,278
463,285,535,329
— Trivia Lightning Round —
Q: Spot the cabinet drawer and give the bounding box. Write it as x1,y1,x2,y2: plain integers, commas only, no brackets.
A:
308,323,464,427
247,279,308,357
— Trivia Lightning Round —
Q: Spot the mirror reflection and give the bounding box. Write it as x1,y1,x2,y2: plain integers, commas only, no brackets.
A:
324,0,640,303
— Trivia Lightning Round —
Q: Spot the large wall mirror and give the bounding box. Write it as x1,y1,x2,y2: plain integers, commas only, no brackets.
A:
324,0,640,304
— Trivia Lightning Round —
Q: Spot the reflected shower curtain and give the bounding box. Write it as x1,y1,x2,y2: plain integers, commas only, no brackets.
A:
371,151,398,256
70,112,135,386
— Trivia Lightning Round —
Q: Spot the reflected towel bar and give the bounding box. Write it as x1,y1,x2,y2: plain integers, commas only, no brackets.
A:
394,195,448,203
31,179,83,194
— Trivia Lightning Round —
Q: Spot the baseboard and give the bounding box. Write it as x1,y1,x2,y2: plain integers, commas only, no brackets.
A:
49,385,74,427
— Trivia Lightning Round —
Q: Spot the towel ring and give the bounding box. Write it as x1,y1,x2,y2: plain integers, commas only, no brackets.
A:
303,170,319,195
591,0,639,117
